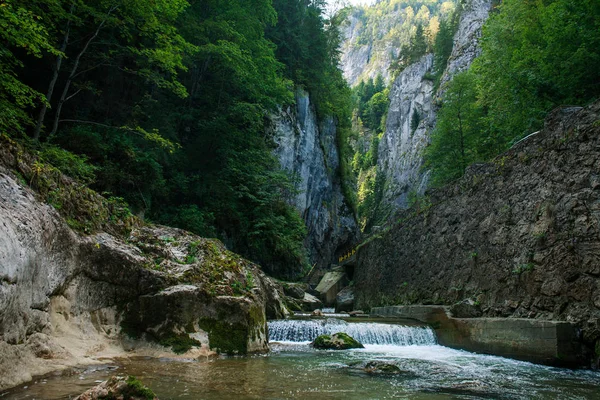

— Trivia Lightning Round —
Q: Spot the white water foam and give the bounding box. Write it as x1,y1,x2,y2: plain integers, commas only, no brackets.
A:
268,319,436,346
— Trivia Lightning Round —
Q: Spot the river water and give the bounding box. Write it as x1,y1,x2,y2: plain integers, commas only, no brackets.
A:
3,318,600,399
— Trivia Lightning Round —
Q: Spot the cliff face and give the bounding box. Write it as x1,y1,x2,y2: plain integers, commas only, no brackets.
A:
376,0,493,212
0,137,286,390
377,54,434,209
355,103,600,365
340,12,399,86
271,90,358,270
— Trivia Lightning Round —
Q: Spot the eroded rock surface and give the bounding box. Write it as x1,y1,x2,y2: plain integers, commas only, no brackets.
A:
0,137,285,390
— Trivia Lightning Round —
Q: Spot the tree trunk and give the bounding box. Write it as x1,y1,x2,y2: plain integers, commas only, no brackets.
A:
49,7,116,138
33,6,74,141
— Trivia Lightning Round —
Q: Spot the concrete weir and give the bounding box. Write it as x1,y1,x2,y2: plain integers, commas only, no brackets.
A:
371,305,585,367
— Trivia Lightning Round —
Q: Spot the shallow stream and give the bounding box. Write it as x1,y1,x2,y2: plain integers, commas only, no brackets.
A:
3,318,600,399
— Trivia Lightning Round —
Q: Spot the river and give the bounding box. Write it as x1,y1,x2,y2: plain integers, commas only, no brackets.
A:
3,317,600,399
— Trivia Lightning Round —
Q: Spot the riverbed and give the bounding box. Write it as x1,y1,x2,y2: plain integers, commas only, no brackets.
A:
3,319,600,399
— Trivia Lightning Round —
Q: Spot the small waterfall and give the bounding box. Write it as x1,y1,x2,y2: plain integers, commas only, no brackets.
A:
268,319,436,346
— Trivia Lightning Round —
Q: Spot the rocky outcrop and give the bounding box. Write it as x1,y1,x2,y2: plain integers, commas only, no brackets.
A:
270,90,358,273
376,0,493,214
355,103,600,366
0,136,285,390
439,0,494,89
377,54,435,210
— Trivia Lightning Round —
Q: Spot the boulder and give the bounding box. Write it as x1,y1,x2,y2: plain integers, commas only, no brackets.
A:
335,287,354,313
315,271,348,306
312,332,364,350
282,283,306,300
311,309,324,317
75,376,157,400
301,293,323,311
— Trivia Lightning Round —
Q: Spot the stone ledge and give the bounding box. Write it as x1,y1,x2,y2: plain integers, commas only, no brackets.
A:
371,305,585,367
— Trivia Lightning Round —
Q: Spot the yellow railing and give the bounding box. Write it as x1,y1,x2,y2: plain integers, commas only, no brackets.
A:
338,247,358,264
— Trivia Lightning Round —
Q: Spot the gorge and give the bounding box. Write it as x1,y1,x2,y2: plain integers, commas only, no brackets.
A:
1,0,600,398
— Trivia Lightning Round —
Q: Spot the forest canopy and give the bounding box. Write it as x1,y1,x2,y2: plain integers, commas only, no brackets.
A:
0,0,352,279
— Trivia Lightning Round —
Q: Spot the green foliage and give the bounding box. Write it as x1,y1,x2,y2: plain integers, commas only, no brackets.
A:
425,71,484,186
0,0,57,134
39,145,96,184
159,334,201,355
426,0,600,186
1,0,357,279
125,376,156,400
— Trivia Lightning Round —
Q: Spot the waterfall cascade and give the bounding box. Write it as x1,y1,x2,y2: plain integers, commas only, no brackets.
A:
268,319,436,346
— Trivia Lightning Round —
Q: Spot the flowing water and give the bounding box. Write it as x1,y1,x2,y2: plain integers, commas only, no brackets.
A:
3,318,600,399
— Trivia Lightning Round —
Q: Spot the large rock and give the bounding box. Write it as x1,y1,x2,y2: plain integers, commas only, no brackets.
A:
0,137,286,390
312,332,364,350
335,287,355,313
301,293,323,311
357,103,600,367
315,271,348,306
282,282,306,299
270,89,358,277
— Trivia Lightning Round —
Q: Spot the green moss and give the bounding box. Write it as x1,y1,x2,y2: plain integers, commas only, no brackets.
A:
125,376,156,400
198,318,248,355
159,333,201,354
313,332,364,350
595,341,600,357
313,334,331,348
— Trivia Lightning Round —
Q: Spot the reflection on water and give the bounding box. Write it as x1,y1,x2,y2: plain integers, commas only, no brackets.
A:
4,343,600,400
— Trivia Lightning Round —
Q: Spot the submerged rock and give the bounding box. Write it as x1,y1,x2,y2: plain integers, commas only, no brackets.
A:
75,376,157,400
312,332,364,350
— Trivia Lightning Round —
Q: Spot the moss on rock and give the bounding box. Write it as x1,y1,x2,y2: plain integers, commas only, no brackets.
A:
312,332,364,350
199,318,248,355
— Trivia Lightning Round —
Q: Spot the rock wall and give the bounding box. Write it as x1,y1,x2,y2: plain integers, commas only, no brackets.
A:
271,90,358,271
340,11,399,87
377,0,493,213
355,103,600,366
0,137,286,390
377,54,435,210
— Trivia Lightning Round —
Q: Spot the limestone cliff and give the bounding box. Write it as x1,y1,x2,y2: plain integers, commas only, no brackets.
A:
355,103,600,366
377,54,434,210
0,136,287,390
270,90,358,271
340,0,456,87
376,0,493,213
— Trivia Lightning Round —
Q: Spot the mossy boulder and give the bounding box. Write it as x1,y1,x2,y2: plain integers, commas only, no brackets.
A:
312,332,364,350
75,376,157,400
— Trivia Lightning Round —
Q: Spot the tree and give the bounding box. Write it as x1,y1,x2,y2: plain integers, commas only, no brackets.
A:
30,0,194,139
473,0,600,144
425,71,483,185
0,0,57,134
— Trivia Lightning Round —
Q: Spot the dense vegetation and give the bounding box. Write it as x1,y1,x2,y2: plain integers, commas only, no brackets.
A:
1,0,352,279
426,0,600,185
